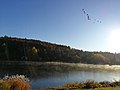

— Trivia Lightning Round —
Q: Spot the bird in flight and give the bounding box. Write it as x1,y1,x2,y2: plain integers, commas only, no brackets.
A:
82,8,101,23
87,14,91,20
82,9,86,14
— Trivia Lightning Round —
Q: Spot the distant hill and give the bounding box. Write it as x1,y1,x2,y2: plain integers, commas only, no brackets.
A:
0,36,119,65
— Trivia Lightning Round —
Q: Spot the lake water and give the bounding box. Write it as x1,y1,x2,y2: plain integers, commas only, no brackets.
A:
30,70,120,89
1,64,120,90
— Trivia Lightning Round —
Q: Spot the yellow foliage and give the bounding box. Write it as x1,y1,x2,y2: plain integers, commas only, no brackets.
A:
0,81,11,90
32,46,38,54
94,54,106,62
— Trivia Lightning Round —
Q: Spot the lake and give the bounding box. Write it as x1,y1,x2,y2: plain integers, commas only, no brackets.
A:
1,62,120,89
30,70,120,89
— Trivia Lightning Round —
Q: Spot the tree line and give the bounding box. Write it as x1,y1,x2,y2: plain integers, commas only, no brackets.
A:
0,36,120,65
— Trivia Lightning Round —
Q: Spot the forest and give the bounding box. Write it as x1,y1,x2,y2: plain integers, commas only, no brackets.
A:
0,36,120,65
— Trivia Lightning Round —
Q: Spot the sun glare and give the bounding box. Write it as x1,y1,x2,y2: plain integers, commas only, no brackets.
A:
108,29,120,52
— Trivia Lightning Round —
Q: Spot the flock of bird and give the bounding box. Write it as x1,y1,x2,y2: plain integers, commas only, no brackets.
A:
82,9,101,23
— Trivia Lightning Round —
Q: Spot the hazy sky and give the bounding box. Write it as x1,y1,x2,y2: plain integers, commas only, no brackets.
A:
1,0,120,53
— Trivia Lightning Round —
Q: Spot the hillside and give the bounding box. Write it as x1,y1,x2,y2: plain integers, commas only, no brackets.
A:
0,36,120,65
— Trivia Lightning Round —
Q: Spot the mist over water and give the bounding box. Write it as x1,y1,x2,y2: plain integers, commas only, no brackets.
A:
1,64,120,89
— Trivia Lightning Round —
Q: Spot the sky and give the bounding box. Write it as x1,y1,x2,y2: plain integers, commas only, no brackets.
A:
1,0,120,53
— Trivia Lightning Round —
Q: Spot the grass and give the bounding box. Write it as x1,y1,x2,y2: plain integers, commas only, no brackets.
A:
47,87,120,90
47,80,120,90
72,87,119,90
0,75,31,90
95,87,120,90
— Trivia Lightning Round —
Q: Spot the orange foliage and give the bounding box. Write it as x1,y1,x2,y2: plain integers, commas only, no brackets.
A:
10,79,31,90
0,76,31,90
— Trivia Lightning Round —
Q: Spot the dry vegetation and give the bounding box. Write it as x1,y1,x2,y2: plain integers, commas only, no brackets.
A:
47,80,120,90
0,75,31,90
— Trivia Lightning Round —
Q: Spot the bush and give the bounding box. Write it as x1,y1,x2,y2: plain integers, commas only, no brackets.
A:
0,75,31,90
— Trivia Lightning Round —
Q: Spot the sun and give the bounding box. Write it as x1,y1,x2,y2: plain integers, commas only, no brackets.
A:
108,29,120,52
